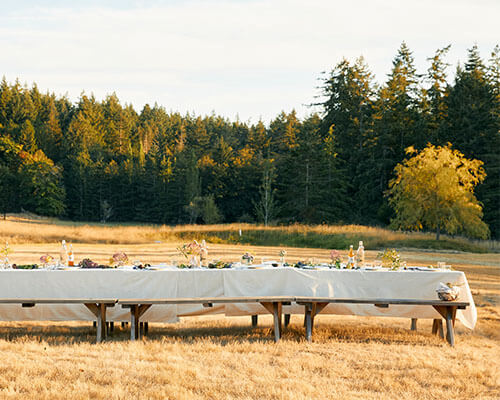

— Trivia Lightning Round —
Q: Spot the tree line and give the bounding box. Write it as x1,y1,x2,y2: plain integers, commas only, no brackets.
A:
0,43,499,238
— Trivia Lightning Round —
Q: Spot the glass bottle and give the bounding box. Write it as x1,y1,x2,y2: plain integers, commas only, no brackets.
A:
68,244,74,267
60,240,68,266
356,241,365,267
347,245,355,269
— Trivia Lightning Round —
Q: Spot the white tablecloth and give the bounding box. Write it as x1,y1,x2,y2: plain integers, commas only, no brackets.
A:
0,268,476,329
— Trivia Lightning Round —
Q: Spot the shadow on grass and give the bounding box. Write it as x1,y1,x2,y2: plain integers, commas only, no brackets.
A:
0,320,450,347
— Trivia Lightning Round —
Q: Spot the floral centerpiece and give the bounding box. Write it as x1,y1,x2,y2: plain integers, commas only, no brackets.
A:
377,248,405,270
177,240,205,267
40,254,54,267
241,252,254,265
330,250,342,268
109,252,129,267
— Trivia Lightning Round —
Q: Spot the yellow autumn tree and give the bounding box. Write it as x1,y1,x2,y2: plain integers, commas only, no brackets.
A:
387,143,489,240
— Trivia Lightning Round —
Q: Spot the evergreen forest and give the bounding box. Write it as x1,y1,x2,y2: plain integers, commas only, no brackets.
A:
0,43,499,238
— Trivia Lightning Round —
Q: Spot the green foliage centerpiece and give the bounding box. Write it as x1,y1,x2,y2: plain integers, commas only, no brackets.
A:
378,249,405,270
241,252,254,265
1,241,11,269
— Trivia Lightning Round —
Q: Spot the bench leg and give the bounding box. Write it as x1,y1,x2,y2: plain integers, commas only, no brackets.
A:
272,303,282,342
438,320,444,338
311,303,317,329
305,305,312,342
411,318,417,331
433,305,457,345
445,308,455,347
144,322,149,335
432,319,444,338
284,314,290,328
303,306,316,328
96,303,106,343
96,313,102,343
251,315,258,327
130,305,139,340
259,302,283,342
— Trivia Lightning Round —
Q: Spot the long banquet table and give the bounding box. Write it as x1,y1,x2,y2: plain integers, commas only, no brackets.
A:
0,267,477,330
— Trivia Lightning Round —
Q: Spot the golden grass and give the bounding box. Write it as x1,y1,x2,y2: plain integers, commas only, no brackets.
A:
1,214,415,244
1,214,499,253
0,217,499,399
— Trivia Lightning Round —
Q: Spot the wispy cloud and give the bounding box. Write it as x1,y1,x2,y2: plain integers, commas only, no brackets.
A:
1,0,498,121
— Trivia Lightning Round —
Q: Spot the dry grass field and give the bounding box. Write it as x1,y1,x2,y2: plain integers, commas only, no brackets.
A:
1,213,498,253
0,217,499,399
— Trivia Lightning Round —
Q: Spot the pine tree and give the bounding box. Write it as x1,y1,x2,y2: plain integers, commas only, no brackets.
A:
319,56,376,222
371,42,423,223
424,45,451,145
19,120,37,152
445,46,500,237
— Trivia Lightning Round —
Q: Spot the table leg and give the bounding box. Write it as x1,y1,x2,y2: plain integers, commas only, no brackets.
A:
106,321,114,336
284,314,290,327
251,315,258,327
411,318,417,331
432,319,439,334
144,322,149,335
438,320,444,339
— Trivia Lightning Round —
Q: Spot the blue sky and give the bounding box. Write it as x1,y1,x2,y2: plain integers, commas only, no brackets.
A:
1,0,498,122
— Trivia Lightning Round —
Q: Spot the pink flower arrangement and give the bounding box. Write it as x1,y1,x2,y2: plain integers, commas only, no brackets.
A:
178,241,203,259
330,250,342,268
109,252,128,266
330,250,341,262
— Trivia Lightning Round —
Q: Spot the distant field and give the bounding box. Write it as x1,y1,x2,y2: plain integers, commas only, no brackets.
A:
1,214,498,253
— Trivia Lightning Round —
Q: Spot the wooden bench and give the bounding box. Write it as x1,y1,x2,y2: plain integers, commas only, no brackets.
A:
0,298,117,343
0,297,469,346
294,297,469,346
119,297,469,346
118,297,294,342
